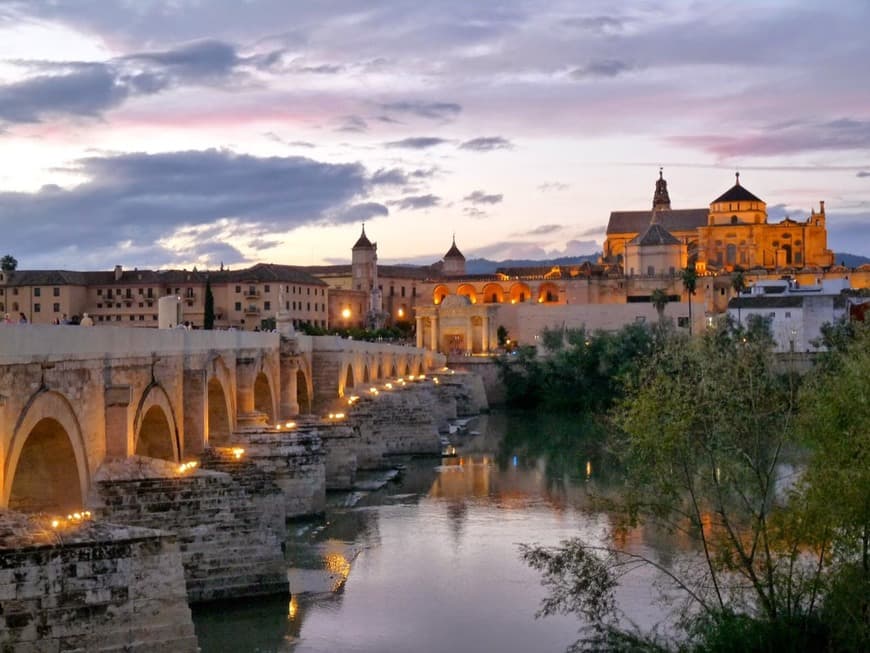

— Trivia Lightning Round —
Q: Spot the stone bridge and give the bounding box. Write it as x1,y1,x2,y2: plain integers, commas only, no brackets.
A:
0,325,443,514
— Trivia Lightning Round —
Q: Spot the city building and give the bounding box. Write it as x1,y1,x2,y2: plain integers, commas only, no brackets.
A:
726,279,850,353
604,171,834,272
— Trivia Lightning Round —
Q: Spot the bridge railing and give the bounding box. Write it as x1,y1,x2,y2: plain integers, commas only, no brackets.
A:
0,325,280,364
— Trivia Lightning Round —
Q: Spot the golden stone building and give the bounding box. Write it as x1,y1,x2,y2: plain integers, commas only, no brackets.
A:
605,171,834,273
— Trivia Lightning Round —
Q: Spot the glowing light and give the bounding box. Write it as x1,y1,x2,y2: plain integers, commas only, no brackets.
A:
384,383,393,389
232,447,245,459
327,412,346,420
51,519,60,528
276,423,282,430
433,377,439,384
177,461,199,474
347,395,359,405
341,308,351,319
585,460,592,479
323,552,351,592
285,421,297,429
288,595,299,620
398,308,405,318
368,387,379,395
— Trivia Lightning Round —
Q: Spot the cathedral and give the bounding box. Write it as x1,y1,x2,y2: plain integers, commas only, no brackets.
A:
604,171,834,274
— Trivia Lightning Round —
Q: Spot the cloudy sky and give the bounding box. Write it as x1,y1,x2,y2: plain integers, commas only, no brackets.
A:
1,0,868,270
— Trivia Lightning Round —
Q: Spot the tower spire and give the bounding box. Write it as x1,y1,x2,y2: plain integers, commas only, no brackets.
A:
652,167,671,211
735,171,740,186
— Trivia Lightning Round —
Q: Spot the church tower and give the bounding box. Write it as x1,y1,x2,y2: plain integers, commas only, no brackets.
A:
442,236,466,276
351,224,377,292
652,168,671,211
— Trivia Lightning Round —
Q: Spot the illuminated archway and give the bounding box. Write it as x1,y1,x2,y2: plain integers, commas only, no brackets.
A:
363,365,371,383
254,372,275,422
297,368,311,414
509,282,531,304
136,406,176,460
433,285,449,305
208,377,232,445
134,384,179,461
482,283,504,303
4,391,89,512
8,417,83,513
340,363,355,397
537,282,560,304
457,284,477,304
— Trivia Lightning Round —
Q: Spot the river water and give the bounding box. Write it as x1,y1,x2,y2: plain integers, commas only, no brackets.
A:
192,411,679,653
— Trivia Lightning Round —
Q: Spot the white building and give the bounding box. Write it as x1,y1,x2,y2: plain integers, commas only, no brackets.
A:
727,279,848,352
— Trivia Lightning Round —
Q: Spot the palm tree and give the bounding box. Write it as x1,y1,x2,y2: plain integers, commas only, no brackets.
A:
731,269,746,295
651,288,669,323
681,265,698,334
1,254,17,271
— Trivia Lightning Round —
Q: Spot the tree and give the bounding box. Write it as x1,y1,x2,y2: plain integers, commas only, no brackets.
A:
650,288,669,322
796,323,870,650
681,265,697,335
203,277,215,330
497,325,509,348
522,320,862,650
731,269,746,295
1,254,17,271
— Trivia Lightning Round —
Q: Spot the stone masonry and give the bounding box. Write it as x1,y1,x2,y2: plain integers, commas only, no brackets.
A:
0,510,198,653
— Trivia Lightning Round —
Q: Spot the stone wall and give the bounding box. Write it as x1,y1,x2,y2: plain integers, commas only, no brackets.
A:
88,457,288,603
315,423,359,490
213,431,326,518
345,386,442,468
0,510,198,653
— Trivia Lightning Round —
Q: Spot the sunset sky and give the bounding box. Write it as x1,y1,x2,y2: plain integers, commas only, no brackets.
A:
1,1,868,270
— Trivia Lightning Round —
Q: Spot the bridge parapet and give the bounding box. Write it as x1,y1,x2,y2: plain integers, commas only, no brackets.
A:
0,325,279,364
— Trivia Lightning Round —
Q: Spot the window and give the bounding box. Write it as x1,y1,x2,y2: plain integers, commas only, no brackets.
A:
139,315,145,321
125,289,132,298
53,287,60,297
34,288,41,297
234,302,242,311
147,288,153,298
139,303,143,308
53,303,60,312
12,288,18,295
97,289,103,296
116,315,121,321
147,301,153,308
97,303,103,309
138,288,144,295
412,287,417,297
307,302,311,311
285,301,289,310
785,312,791,318
130,315,135,321
390,286,395,296
307,287,310,295
401,286,406,297
185,288,194,298
264,301,271,311
34,303,41,312
264,285,270,293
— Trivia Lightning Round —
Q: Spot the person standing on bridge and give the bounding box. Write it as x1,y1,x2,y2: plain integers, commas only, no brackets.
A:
18,312,27,324
80,313,94,327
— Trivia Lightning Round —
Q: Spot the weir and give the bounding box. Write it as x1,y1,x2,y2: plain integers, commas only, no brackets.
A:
0,326,492,649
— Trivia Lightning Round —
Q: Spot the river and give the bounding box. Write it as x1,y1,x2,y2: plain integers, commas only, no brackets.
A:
192,411,679,652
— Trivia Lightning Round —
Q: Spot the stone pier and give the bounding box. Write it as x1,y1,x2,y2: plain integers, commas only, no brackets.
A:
202,431,326,518
0,510,198,653
88,457,288,603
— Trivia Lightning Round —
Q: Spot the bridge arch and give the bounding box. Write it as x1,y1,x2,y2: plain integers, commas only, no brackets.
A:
296,364,312,414
339,362,355,398
207,355,235,445
4,390,89,513
134,384,180,462
254,371,276,423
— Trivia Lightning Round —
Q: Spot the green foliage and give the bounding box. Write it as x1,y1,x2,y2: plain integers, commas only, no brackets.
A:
651,288,669,321
523,318,869,651
203,278,215,330
297,322,411,342
497,323,659,413
1,254,17,271
497,325,509,347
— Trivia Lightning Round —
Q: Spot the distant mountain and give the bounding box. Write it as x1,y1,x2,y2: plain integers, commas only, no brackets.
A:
465,254,601,275
833,252,870,267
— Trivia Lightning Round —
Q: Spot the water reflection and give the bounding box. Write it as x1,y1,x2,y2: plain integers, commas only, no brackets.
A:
193,411,678,653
